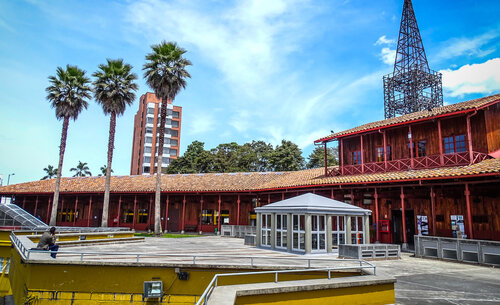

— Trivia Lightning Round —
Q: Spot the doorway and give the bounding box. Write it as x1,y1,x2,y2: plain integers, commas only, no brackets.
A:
392,209,415,248
167,207,179,232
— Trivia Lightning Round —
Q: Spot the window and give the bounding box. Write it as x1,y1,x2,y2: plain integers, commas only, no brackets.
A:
261,214,272,247
143,156,151,163
173,111,180,118
147,108,155,115
145,137,152,144
145,127,153,134
171,139,178,147
172,120,179,128
170,149,177,156
409,140,427,157
332,216,345,246
171,130,179,137
143,166,150,173
352,151,361,165
444,135,466,154
292,215,305,251
275,214,287,249
201,209,213,225
147,117,154,124
376,146,392,162
144,146,152,154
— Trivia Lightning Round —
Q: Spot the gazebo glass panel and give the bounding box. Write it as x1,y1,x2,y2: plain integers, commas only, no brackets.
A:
332,216,346,246
292,214,305,251
311,215,326,252
275,214,287,249
261,213,271,247
351,216,364,244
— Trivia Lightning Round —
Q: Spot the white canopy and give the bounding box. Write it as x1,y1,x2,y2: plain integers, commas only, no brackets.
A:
255,193,371,216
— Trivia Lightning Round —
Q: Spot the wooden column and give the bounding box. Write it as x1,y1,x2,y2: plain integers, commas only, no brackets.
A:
199,195,203,229
60,197,64,224
374,188,379,242
400,186,407,245
350,189,355,205
165,195,170,230
465,184,474,239
330,188,334,199
438,120,444,166
22,197,26,209
324,143,328,176
340,138,344,175
132,195,137,230
87,196,92,227
360,135,365,173
46,197,52,224
182,195,186,232
34,196,39,218
218,195,222,233
147,195,153,229
409,125,414,169
236,195,240,226
73,195,78,226
281,192,285,200
117,195,122,227
268,194,270,205
466,114,474,164
430,187,436,236
383,131,388,170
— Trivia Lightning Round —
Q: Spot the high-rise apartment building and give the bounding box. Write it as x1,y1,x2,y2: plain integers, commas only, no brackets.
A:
130,93,182,175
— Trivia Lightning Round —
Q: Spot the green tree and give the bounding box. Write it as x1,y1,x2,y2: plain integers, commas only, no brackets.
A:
93,59,138,227
144,41,192,235
306,146,339,169
46,65,91,226
70,161,92,177
41,165,58,180
248,140,274,171
98,165,114,176
269,140,305,171
167,141,211,174
209,142,241,173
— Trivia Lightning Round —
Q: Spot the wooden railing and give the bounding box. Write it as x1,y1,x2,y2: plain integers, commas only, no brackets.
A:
327,151,490,177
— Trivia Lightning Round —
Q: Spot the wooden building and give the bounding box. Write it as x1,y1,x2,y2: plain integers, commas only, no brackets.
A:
1,94,500,247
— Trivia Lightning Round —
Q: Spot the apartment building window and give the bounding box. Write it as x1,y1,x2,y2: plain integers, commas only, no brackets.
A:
172,120,179,128
444,135,466,154
143,166,150,173
376,146,392,162
144,146,152,154
173,111,180,118
145,127,153,134
170,149,177,155
352,151,361,165
170,139,178,147
147,108,155,115
147,117,154,124
145,137,152,144
143,156,151,163
171,130,178,137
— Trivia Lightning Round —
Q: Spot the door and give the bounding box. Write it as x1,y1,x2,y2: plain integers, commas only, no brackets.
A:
392,210,415,247
167,207,180,232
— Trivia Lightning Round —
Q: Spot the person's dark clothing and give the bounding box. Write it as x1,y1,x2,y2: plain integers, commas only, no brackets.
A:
37,232,58,258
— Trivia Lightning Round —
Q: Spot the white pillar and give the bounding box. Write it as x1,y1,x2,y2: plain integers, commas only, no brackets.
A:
364,215,370,244
287,213,292,252
326,215,333,253
305,214,312,253
346,216,352,244
256,212,261,247
270,213,276,249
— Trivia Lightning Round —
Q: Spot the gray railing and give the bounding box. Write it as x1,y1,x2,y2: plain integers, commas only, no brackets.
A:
196,262,376,305
221,225,256,237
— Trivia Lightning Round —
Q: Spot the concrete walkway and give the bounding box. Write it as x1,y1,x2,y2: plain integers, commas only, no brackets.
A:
46,236,500,304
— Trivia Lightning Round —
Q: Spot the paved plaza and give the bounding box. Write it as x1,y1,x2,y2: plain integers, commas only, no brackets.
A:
51,236,500,304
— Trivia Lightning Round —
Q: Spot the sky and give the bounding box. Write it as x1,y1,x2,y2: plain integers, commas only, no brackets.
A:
1,0,499,185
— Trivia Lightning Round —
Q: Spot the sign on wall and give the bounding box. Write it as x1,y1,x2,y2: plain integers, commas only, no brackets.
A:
417,215,429,236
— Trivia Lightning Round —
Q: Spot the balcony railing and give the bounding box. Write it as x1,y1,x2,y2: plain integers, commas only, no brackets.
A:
327,151,490,177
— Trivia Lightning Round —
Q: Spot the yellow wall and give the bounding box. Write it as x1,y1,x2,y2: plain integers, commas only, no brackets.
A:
235,283,395,305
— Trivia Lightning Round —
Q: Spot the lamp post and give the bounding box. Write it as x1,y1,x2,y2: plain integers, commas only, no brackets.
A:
7,173,15,185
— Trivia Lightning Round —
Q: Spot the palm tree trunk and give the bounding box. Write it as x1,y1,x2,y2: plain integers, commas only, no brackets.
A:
102,111,116,227
50,116,69,226
154,98,168,235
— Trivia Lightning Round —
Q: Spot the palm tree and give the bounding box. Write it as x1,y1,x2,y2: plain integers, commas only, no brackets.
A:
70,161,92,177
46,65,91,226
93,59,138,227
98,165,114,177
41,165,58,180
144,41,191,235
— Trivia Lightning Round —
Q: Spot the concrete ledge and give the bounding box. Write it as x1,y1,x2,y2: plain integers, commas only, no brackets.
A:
207,275,396,305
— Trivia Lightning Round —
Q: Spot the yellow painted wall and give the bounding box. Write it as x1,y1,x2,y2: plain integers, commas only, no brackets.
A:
0,230,13,297
235,283,395,305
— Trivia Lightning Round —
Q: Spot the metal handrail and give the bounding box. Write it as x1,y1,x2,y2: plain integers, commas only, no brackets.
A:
195,263,376,305
10,231,369,267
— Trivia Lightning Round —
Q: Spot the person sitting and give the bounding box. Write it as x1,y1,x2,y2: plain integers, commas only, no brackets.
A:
37,227,59,258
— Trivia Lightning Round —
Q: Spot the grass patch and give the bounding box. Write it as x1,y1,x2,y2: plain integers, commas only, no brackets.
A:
134,233,201,238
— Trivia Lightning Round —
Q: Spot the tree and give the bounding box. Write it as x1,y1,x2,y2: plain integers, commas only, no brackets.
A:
210,142,241,173
167,141,211,174
70,161,92,177
46,65,91,226
93,59,138,227
269,140,305,171
98,165,114,176
306,146,339,169
41,165,58,180
248,141,274,171
144,41,191,235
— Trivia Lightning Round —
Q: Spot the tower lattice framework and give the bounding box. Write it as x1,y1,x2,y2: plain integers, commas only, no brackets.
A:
383,0,443,119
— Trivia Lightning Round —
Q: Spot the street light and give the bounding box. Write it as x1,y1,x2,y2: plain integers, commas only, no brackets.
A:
7,173,15,185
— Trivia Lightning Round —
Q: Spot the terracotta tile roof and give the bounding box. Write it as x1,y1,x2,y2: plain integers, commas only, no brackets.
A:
315,93,500,143
1,159,499,194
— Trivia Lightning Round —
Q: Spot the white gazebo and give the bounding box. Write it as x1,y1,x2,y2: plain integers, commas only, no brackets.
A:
255,193,371,254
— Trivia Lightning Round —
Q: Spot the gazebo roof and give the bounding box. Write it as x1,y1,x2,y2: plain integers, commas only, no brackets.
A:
255,193,371,216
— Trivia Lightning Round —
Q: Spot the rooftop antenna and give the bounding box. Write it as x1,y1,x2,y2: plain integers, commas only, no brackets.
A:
383,0,443,119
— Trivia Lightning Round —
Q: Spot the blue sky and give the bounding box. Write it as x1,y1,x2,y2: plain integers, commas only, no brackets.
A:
1,0,499,184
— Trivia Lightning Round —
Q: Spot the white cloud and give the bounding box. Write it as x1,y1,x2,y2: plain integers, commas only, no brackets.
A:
436,31,498,61
440,58,500,97
374,35,394,46
380,47,396,65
